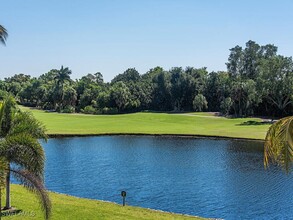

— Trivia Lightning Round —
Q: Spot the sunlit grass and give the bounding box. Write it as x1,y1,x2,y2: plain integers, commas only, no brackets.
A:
20,106,270,140
1,184,205,220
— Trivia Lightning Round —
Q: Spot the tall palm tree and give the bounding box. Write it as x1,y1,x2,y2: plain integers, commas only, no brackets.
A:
54,66,72,110
0,96,51,219
0,25,8,45
264,116,293,173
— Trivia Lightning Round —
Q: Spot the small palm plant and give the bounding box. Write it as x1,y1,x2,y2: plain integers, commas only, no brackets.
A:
264,116,293,173
0,96,51,219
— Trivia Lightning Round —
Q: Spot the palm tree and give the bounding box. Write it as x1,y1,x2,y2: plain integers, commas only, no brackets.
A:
264,116,293,173
54,66,72,110
0,25,8,45
0,96,51,219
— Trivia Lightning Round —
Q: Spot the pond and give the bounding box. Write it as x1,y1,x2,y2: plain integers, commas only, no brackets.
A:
42,136,292,219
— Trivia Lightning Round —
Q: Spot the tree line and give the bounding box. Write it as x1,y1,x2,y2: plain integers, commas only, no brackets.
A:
1,40,293,117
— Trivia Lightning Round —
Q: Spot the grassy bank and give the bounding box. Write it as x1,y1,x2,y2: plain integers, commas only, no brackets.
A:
21,106,270,140
2,185,204,220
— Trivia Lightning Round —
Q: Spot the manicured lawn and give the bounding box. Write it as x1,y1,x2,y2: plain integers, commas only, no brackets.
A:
1,184,204,220
21,106,270,140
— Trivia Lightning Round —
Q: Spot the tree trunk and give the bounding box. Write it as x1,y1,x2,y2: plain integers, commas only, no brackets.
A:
4,165,10,210
0,187,2,219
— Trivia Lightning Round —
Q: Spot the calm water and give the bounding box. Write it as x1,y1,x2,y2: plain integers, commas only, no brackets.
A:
41,136,292,219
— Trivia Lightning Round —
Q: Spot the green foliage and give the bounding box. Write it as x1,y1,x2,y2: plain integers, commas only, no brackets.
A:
230,79,258,116
111,82,131,112
0,96,16,137
61,105,75,113
81,105,97,114
111,68,140,84
0,97,50,219
1,40,293,117
53,66,72,111
220,97,233,116
101,107,118,114
258,55,293,115
193,94,208,112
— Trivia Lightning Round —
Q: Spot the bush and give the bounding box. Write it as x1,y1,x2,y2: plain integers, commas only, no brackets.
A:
101,107,118,114
81,105,97,114
61,105,75,113
0,90,8,100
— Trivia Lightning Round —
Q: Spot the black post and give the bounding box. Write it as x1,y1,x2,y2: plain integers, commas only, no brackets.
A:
121,191,126,206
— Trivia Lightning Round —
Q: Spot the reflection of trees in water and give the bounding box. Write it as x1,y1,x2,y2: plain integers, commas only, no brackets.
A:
227,140,263,153
225,140,264,172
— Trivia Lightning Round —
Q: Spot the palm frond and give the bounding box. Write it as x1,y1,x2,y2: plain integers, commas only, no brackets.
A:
9,110,48,141
264,116,293,173
0,134,45,178
0,25,8,45
10,168,51,220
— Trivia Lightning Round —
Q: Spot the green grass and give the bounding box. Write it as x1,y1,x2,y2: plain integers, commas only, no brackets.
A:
1,184,205,220
9,108,270,219
21,106,270,140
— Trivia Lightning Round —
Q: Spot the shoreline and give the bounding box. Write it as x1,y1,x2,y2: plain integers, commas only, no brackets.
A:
47,133,265,142
10,184,207,220
47,188,209,220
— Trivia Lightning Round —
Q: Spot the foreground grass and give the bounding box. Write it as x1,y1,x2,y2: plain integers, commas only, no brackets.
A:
21,106,270,140
2,185,204,220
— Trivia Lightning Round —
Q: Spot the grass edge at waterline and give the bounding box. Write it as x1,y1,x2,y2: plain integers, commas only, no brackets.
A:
2,184,206,220
21,106,270,140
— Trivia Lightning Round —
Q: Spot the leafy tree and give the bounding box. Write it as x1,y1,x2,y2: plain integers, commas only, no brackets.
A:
242,40,261,79
230,79,258,116
258,55,293,116
0,96,51,219
94,72,104,84
205,71,230,111
63,86,77,110
169,67,199,111
193,94,208,112
110,82,131,112
220,97,233,116
111,68,140,84
96,90,111,110
1,40,293,117
152,71,172,111
19,79,46,107
78,85,101,110
140,67,163,110
0,25,8,45
227,45,243,78
4,74,31,97
227,41,277,80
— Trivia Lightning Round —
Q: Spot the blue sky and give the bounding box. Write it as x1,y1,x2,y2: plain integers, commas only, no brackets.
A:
1,0,293,81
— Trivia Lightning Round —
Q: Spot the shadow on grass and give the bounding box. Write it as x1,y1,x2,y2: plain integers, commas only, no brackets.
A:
237,120,273,126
